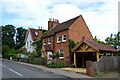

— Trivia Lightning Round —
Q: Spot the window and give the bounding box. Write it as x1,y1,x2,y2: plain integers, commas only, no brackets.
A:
57,36,61,43
48,38,51,44
62,34,67,42
35,32,38,36
30,41,32,48
43,39,46,45
59,49,64,59
27,42,28,47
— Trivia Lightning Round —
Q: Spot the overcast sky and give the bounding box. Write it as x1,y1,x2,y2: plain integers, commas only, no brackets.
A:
0,0,119,41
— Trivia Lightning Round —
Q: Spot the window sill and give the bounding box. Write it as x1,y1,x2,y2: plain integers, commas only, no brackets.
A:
57,41,61,43
62,40,67,42
59,57,64,59
48,43,51,44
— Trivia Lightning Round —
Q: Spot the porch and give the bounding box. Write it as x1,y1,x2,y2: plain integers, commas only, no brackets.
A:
72,39,117,68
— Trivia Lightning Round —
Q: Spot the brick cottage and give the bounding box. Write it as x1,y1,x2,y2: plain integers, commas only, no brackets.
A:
41,15,93,66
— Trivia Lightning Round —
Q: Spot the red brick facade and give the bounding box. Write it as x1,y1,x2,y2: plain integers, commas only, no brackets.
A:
41,15,93,66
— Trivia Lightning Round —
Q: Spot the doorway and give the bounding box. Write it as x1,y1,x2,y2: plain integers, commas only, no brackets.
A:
76,52,97,68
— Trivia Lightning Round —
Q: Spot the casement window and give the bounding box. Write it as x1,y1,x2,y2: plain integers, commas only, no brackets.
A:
35,32,38,37
59,49,64,59
62,34,67,42
43,39,46,45
27,42,28,47
57,36,61,43
30,41,32,46
29,41,33,48
48,38,51,44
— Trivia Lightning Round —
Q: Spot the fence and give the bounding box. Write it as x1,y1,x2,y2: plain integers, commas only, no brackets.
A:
92,56,120,74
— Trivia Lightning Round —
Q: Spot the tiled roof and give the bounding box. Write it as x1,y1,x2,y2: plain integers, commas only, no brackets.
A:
84,39,117,52
42,15,81,38
29,28,42,41
44,45,53,51
72,39,117,52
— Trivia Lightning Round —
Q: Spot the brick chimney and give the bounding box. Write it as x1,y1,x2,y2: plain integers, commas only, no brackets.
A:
48,18,59,30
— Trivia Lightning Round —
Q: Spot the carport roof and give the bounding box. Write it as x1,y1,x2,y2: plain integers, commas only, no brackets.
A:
72,39,117,52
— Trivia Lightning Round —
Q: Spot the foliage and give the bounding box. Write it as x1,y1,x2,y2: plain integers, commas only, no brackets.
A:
68,39,77,64
43,31,48,35
15,27,27,49
68,39,77,53
93,36,106,44
28,57,47,65
105,32,120,50
49,52,60,59
2,45,10,57
33,39,42,56
28,52,39,59
47,61,66,68
70,64,76,68
2,25,16,49
4,48,18,59
90,73,103,77
20,51,28,55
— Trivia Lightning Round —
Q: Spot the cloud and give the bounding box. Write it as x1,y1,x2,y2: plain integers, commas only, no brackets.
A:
1,0,119,41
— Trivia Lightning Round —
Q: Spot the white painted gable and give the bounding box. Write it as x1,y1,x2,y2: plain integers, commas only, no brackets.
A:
25,30,34,53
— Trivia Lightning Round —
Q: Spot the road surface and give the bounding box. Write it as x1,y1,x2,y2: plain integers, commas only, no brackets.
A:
1,59,67,78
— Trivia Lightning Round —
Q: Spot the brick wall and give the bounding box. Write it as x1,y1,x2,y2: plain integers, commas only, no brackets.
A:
54,30,70,66
69,16,93,43
42,36,54,51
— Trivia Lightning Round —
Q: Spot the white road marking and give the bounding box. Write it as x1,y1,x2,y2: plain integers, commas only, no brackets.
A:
9,68,23,76
1,64,6,68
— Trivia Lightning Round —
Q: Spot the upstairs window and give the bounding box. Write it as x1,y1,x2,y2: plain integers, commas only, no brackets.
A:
59,49,64,59
57,36,61,43
35,32,38,37
30,41,33,46
27,42,28,47
48,38,51,44
62,34,67,42
43,39,46,45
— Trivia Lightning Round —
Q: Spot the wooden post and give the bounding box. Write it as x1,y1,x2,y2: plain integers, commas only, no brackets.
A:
96,52,100,61
74,52,76,67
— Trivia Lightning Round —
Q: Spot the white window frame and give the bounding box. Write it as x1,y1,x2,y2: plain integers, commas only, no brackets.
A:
43,39,46,45
48,38,51,44
62,34,67,42
57,36,61,43
59,49,64,59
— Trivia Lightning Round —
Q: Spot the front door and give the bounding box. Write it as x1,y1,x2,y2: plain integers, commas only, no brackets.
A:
47,51,52,60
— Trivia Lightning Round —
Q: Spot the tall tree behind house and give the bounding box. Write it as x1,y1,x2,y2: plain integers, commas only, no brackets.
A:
16,27,27,49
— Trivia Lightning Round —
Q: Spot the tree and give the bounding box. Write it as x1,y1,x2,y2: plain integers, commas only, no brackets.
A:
33,39,42,57
2,25,16,49
93,36,106,44
15,27,27,49
105,32,120,50
68,39,77,64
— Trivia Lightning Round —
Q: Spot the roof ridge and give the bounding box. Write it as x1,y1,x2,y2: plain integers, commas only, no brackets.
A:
42,15,81,38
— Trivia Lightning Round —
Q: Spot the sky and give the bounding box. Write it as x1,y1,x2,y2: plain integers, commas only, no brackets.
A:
0,0,119,41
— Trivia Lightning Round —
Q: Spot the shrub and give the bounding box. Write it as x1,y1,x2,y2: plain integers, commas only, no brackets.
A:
28,52,38,59
70,64,75,68
28,57,47,65
47,61,66,68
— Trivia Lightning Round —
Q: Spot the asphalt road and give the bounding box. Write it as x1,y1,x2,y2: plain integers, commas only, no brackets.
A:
1,59,67,78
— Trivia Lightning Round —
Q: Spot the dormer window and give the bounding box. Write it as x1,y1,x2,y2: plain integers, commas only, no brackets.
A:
57,36,61,43
62,34,67,42
48,38,51,44
43,39,46,45
35,32,38,36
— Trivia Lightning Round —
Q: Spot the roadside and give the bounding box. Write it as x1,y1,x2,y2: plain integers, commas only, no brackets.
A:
1,58,91,78
101,71,120,78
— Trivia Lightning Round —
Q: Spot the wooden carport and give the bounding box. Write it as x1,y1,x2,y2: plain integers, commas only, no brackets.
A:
72,39,117,68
